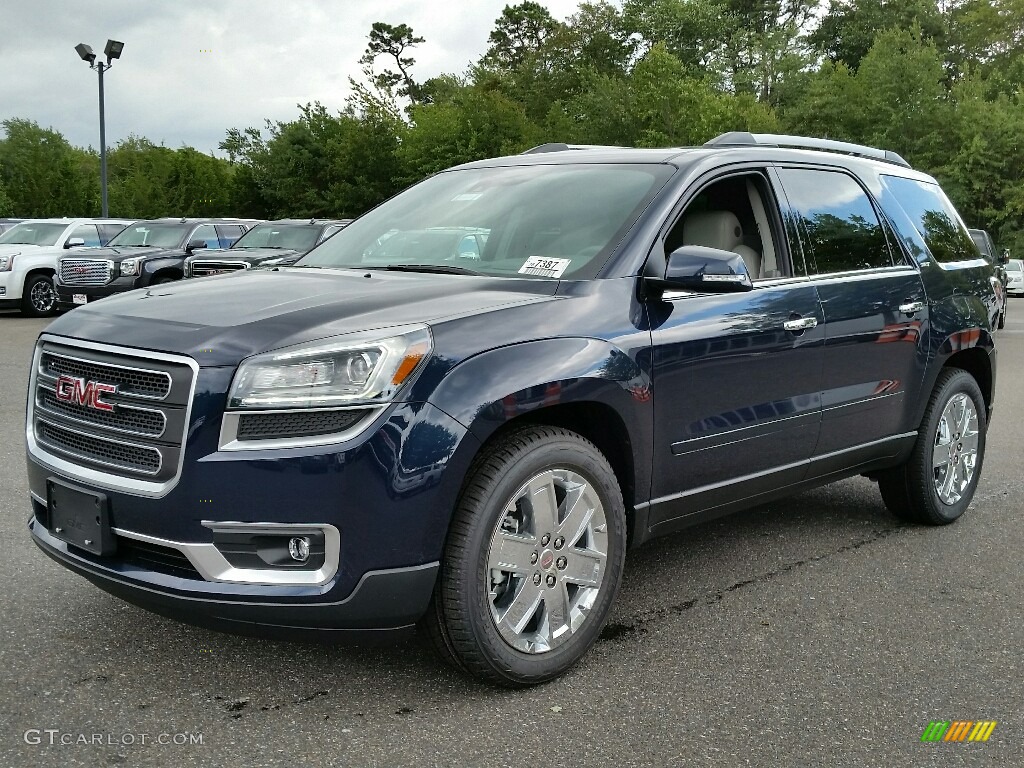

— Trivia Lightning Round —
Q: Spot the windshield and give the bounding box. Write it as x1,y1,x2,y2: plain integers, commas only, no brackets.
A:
1008,260,1023,273
297,164,674,279
108,223,190,248
232,224,322,252
0,222,67,246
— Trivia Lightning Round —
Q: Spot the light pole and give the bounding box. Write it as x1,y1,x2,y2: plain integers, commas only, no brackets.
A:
75,40,124,217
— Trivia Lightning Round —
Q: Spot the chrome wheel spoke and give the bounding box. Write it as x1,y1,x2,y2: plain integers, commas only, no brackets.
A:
544,582,572,640
562,549,604,588
932,441,951,471
526,476,559,535
557,485,593,546
498,580,543,636
488,531,536,574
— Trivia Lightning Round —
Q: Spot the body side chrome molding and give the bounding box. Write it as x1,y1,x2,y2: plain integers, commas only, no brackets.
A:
640,431,918,509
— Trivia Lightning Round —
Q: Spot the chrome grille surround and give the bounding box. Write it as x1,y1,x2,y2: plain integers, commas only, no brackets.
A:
27,335,199,498
189,260,250,277
59,258,113,286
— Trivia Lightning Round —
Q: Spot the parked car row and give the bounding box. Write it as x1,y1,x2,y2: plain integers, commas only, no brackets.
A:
968,228,1009,329
0,218,134,316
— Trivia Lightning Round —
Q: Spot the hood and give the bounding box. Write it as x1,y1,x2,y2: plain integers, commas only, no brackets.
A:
44,268,560,366
69,246,184,263
0,243,48,255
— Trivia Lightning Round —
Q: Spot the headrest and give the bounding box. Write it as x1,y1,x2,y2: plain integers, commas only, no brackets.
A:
682,211,743,251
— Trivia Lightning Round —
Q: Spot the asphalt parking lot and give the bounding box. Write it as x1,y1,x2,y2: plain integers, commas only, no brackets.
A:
0,308,1021,767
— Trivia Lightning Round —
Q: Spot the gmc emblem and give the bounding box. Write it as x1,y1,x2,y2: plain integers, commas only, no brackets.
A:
55,375,117,412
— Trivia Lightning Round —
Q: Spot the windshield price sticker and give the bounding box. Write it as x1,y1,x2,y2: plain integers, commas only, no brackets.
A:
518,256,571,278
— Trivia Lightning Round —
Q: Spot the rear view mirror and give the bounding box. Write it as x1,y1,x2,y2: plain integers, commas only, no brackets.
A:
186,239,208,253
648,245,753,294
65,237,86,249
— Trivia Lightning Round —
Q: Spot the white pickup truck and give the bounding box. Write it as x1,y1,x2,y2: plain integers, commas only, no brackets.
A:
0,218,131,316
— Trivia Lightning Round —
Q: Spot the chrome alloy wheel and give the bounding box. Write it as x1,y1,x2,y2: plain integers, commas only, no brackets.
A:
932,392,979,506
485,468,608,654
30,279,57,313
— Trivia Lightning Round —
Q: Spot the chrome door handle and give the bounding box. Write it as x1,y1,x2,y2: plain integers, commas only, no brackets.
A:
783,316,818,332
898,301,925,314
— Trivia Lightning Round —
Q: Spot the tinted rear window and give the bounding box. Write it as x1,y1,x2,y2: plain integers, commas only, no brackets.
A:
879,176,978,264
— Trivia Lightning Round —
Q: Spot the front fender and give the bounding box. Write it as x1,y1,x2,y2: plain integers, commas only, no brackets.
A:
427,336,653,498
140,256,186,284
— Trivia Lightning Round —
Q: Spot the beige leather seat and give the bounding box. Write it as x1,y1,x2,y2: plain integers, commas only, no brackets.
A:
681,210,761,278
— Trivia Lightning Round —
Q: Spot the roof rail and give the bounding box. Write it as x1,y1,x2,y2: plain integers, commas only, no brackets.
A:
704,132,911,168
521,143,624,154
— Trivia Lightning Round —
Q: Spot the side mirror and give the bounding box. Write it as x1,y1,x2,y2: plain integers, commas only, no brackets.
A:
648,245,753,294
186,239,208,253
65,237,86,249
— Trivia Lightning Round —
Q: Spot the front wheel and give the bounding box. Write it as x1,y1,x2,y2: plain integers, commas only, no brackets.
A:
878,368,987,525
424,426,626,686
21,274,59,317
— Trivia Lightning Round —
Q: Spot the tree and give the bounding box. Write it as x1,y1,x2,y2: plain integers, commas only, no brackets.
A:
359,22,426,103
0,119,98,216
484,2,563,70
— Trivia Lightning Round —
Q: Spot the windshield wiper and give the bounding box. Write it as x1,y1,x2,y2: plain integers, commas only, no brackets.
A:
369,264,483,276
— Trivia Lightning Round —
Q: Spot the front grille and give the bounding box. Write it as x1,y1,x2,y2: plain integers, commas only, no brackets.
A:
31,341,195,487
38,421,162,474
41,351,171,399
59,258,111,286
37,387,166,436
190,260,249,277
236,408,372,441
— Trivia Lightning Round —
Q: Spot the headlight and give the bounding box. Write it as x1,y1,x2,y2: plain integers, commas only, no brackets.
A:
227,325,432,409
0,253,19,271
119,257,142,276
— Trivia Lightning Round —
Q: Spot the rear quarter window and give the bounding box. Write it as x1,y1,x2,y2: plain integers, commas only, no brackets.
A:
878,175,979,265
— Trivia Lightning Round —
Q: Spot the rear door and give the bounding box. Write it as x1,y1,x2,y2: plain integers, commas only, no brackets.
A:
647,168,824,530
774,165,928,464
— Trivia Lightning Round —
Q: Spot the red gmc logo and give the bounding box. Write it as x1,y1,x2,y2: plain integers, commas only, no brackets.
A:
55,375,116,412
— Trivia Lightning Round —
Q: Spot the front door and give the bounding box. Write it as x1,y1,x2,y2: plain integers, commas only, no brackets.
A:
646,170,824,532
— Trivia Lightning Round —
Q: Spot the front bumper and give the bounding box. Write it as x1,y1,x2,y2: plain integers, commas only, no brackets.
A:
0,271,20,302
55,276,143,308
1007,283,1024,296
30,517,438,637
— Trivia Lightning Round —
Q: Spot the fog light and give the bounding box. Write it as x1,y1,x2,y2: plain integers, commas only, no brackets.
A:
288,536,310,563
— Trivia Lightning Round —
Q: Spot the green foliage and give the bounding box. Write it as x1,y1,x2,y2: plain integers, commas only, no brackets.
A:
0,178,13,216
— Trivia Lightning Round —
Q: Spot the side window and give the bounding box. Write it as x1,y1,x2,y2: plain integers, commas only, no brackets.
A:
216,225,245,248
191,224,218,249
777,168,893,274
664,172,786,280
68,224,101,247
456,234,481,259
879,175,978,264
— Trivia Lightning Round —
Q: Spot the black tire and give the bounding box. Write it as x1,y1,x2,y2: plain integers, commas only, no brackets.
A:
21,273,58,317
877,368,987,525
423,425,626,686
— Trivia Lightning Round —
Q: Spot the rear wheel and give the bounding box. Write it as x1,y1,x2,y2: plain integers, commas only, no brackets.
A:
21,274,58,317
878,369,986,525
424,425,626,686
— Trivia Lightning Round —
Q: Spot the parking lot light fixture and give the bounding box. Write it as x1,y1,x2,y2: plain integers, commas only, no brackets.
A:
75,40,125,217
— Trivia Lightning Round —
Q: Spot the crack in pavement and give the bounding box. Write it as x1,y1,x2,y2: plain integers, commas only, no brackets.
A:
599,525,907,641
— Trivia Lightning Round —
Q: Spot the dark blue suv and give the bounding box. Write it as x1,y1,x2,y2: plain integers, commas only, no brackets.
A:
26,134,998,686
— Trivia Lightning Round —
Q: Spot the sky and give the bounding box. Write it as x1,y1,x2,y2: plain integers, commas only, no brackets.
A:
2,0,585,156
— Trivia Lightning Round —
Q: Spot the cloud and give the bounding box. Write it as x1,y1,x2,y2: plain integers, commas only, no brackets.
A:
2,0,585,155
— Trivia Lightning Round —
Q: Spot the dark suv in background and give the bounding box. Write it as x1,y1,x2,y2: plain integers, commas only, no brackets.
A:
54,218,260,309
27,134,998,686
969,228,1007,329
183,219,351,277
